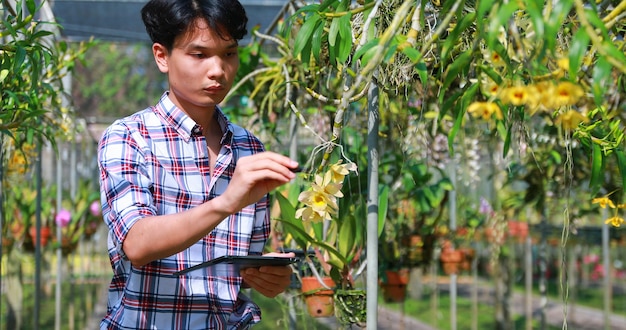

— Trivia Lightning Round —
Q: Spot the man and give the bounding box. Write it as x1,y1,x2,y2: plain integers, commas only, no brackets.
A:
97,0,297,328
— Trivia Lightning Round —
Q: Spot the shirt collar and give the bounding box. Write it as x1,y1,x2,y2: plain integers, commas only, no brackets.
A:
155,92,233,144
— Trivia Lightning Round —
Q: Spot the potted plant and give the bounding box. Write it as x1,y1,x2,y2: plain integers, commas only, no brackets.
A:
274,159,381,326
51,179,101,255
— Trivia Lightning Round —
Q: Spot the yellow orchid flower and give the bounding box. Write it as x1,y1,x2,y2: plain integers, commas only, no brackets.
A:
592,196,616,209
328,160,358,183
605,216,624,227
557,58,569,71
295,205,332,223
467,101,503,120
500,85,537,106
554,110,589,130
552,81,585,108
485,50,506,68
479,75,500,97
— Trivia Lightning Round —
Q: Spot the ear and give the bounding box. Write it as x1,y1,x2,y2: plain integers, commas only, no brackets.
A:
153,43,169,73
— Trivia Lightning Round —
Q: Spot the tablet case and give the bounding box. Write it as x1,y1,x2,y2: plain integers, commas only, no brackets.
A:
174,255,299,276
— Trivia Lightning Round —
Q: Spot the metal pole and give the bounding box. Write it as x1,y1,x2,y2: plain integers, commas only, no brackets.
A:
448,162,457,330
602,208,611,330
55,148,63,330
287,76,298,330
0,135,4,328
366,81,380,329
34,139,43,330
525,212,533,330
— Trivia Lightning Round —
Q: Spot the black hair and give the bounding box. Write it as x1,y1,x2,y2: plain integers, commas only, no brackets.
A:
141,0,248,51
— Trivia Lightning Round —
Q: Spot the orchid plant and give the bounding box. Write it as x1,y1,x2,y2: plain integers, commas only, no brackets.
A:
275,158,385,291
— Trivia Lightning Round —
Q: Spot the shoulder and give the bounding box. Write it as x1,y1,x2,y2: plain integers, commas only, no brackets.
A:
98,107,158,152
100,108,156,140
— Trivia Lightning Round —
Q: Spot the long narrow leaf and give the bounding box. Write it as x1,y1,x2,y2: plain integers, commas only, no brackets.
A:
378,185,389,238
589,143,603,195
615,150,626,197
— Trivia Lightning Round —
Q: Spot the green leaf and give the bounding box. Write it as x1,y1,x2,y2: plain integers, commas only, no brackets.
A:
441,12,476,63
401,46,421,63
311,218,324,242
329,17,340,47
525,0,545,42
448,84,478,151
294,4,320,17
337,216,355,258
589,143,603,195
13,46,27,72
354,39,378,61
569,28,590,79
319,0,340,12
615,150,626,197
361,44,382,68
293,13,322,59
442,50,472,92
503,120,512,157
275,193,309,251
603,42,626,67
378,185,389,238
336,13,353,64
311,22,324,62
26,0,36,15
487,1,519,48
0,69,9,83
476,0,492,20
591,57,611,105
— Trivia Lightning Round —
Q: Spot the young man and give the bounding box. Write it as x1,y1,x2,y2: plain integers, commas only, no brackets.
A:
97,0,298,328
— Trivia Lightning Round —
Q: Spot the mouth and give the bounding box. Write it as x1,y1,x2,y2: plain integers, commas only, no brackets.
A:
204,85,224,93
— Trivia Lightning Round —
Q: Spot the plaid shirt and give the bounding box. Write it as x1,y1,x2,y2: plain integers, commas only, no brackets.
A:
98,92,270,329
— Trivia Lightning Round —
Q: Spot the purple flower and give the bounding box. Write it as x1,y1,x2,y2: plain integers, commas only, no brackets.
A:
89,200,101,217
55,209,71,227
478,197,492,215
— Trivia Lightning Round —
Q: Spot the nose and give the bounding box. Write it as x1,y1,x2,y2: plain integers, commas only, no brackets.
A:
206,56,225,80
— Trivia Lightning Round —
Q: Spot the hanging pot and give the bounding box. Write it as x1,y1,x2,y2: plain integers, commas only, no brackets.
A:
440,248,463,275
28,225,52,248
380,269,409,302
301,276,335,317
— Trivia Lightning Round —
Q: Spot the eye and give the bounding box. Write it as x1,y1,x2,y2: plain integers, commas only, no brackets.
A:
191,53,206,59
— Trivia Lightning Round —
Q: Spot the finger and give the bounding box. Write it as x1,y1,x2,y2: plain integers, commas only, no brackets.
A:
256,265,294,276
243,266,293,282
239,152,299,177
263,252,296,258
241,272,285,297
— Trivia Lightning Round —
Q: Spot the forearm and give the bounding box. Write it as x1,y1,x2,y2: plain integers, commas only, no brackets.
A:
122,196,233,267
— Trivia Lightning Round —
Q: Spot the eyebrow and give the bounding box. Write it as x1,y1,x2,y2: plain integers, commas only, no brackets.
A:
186,41,239,51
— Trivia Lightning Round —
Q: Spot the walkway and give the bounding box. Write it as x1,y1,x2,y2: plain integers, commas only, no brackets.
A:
85,277,626,329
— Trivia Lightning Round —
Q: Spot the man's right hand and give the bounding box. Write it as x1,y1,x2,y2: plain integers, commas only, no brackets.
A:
218,151,298,214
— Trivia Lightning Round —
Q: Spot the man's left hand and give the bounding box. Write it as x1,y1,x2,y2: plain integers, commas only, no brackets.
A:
240,252,295,298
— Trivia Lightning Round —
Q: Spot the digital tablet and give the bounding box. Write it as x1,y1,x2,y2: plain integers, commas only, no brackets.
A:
174,255,300,276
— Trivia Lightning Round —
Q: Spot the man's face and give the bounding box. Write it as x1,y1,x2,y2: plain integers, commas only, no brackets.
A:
155,19,240,115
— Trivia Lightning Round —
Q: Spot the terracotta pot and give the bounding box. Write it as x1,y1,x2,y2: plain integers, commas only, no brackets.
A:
459,247,476,271
301,276,335,317
440,249,463,275
380,269,409,302
28,225,52,248
381,282,407,302
442,261,461,275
